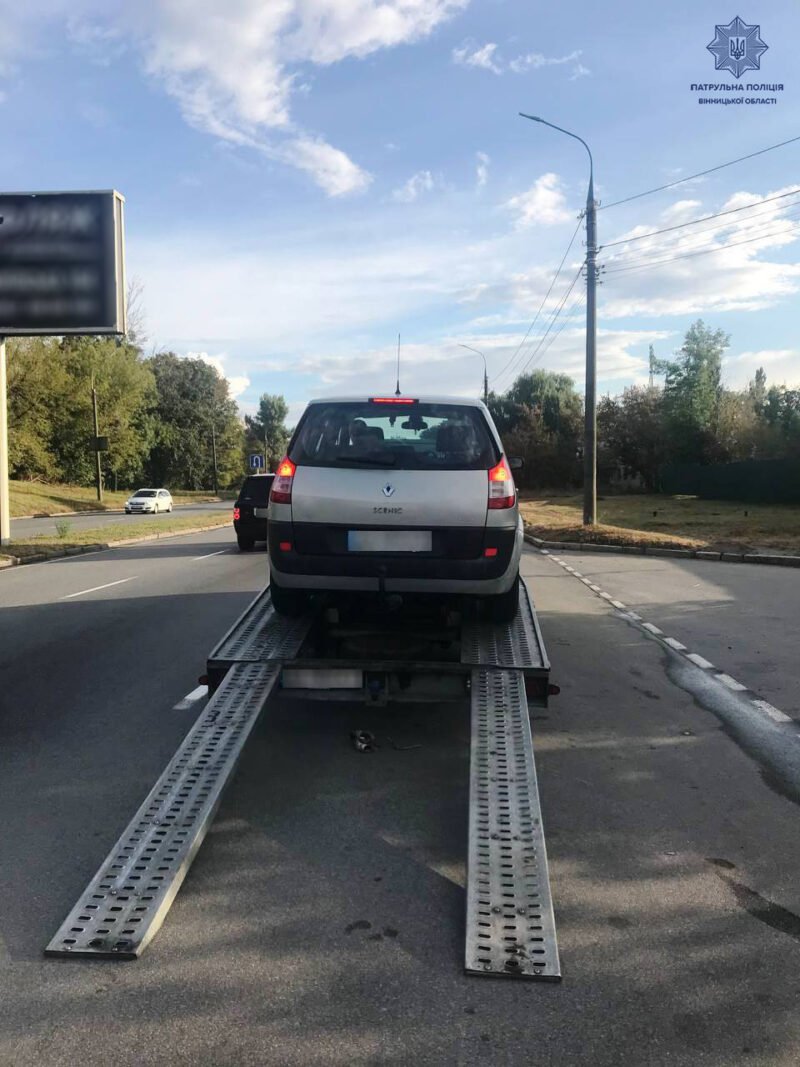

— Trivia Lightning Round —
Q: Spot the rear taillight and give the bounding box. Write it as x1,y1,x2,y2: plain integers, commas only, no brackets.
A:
270,457,296,505
488,456,516,510
233,506,240,520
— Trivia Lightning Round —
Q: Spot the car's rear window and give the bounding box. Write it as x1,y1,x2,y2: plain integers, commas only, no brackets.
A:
237,475,274,504
289,402,498,470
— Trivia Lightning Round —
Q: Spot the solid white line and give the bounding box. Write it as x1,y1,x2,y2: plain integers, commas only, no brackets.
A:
687,652,715,670
664,637,687,651
60,577,136,600
752,699,792,724
642,622,663,635
192,549,228,561
716,673,748,692
174,684,209,710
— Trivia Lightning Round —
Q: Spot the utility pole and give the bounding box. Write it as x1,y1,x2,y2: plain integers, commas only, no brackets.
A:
648,344,656,387
91,374,103,503
458,343,489,403
210,419,219,495
519,113,597,525
584,172,598,526
0,337,9,545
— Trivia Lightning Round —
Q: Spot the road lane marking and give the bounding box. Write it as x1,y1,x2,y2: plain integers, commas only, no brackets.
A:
174,684,209,711
192,549,229,561
752,700,792,724
536,546,796,728
716,673,748,692
686,653,715,670
664,637,687,651
60,577,137,600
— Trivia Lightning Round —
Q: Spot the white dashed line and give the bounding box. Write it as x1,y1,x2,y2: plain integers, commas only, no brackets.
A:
686,653,715,670
716,673,748,692
60,576,137,600
664,637,687,651
752,700,792,724
192,549,228,561
536,545,795,727
173,684,209,711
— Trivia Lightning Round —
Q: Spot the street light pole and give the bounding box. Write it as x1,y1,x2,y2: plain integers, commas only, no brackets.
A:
519,113,597,525
458,343,489,403
91,373,103,504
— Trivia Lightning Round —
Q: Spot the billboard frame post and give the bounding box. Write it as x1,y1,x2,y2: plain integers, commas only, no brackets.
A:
0,337,8,545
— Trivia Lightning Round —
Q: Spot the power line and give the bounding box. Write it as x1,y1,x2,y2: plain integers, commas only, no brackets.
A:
600,133,800,211
491,216,583,389
600,186,800,249
602,203,800,271
514,262,585,378
604,218,800,276
527,290,587,372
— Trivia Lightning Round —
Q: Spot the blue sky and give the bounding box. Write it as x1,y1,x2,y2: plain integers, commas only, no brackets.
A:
1,0,799,424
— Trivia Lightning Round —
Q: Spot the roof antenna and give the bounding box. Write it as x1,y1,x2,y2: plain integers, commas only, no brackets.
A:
395,332,401,396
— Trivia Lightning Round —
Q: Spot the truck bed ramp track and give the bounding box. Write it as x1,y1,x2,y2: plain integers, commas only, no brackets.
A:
46,662,281,959
465,668,561,980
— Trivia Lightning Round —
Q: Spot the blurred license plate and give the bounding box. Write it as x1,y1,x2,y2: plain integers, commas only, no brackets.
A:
347,530,431,552
254,508,269,518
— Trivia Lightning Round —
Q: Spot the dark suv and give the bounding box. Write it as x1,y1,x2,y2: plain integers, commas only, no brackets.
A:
233,474,274,550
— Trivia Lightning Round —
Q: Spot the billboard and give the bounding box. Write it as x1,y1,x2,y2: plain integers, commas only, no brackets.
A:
0,190,126,336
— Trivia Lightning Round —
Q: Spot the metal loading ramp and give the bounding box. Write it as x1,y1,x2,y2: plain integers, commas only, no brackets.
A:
46,662,284,958
465,668,561,980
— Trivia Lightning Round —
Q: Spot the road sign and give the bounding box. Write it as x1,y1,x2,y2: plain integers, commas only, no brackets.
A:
249,453,265,470
0,190,126,336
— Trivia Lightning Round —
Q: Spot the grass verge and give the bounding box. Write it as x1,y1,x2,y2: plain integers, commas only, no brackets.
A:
518,492,800,553
1,513,230,562
9,480,228,517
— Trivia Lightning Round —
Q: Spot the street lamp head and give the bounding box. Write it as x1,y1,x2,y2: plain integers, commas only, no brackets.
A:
519,112,543,123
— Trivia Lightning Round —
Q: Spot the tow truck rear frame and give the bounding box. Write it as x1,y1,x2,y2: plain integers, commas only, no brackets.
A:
47,580,561,980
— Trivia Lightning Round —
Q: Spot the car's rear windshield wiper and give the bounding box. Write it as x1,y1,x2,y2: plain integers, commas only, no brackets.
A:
335,453,397,466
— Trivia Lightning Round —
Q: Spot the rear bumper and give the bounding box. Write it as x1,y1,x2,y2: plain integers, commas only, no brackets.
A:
234,517,268,541
269,520,522,595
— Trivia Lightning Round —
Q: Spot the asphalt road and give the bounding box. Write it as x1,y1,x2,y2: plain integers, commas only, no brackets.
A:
0,536,799,1065
10,499,232,540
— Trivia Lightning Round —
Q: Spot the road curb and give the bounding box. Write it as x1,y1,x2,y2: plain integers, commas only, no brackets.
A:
523,531,800,567
0,520,232,570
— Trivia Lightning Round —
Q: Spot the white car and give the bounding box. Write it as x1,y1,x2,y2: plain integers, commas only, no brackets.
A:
267,395,524,621
124,488,173,514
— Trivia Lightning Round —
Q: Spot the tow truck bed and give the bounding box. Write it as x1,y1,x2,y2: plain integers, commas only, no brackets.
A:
47,580,560,980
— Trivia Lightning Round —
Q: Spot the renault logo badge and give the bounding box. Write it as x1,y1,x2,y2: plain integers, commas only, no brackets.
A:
381,484,395,498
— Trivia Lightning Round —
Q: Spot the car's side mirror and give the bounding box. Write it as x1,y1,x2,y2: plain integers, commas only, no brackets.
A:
508,457,524,471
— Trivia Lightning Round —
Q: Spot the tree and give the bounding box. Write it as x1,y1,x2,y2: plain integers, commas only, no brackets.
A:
245,393,289,470
145,352,243,489
597,385,667,491
657,319,729,463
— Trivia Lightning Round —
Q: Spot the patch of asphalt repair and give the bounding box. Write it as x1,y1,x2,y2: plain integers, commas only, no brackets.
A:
540,548,800,807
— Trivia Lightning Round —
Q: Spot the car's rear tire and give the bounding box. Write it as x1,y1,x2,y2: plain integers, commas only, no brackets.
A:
270,573,309,616
486,572,520,624
237,535,255,552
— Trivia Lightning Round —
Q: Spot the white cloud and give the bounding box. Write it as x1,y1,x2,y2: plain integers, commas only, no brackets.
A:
392,170,436,203
476,151,490,188
724,349,800,389
452,41,501,73
505,173,573,228
5,0,468,196
601,186,800,318
454,41,589,79
184,351,251,399
508,48,584,74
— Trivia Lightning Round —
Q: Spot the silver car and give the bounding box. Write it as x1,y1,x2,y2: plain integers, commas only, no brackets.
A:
267,396,523,621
